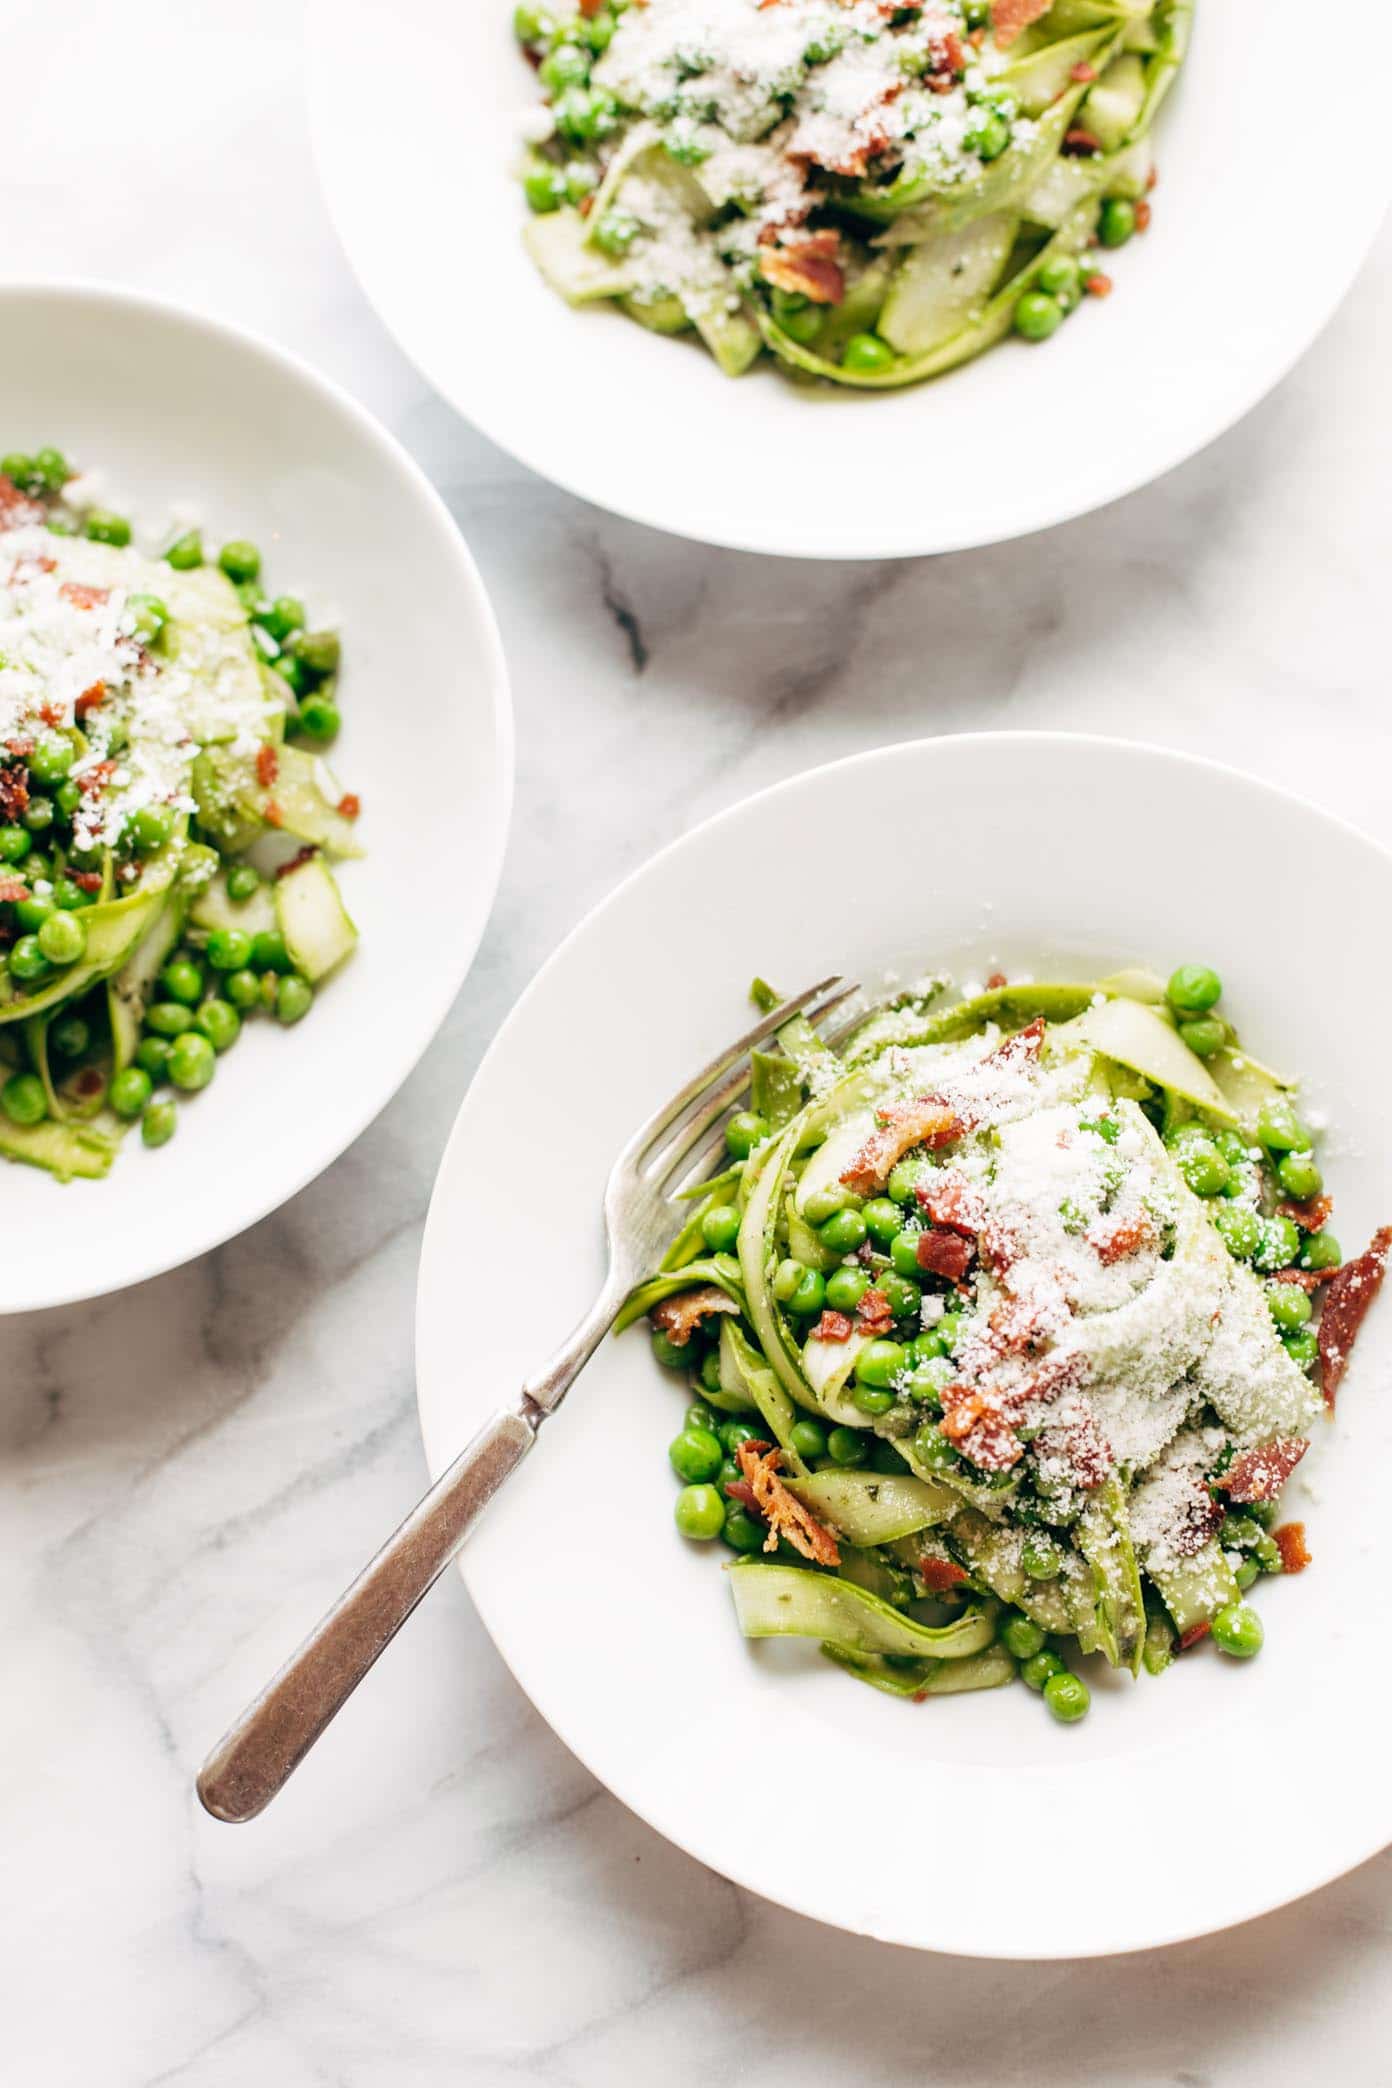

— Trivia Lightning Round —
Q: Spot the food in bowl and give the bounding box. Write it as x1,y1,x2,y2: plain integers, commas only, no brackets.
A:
623,965,1388,1721
0,448,360,1179
514,0,1190,385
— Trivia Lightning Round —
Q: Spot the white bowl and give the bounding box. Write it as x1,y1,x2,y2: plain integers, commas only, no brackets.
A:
0,284,512,1314
309,0,1392,559
417,734,1392,1956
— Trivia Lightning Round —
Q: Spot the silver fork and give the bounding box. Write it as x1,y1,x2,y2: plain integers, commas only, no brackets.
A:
197,974,859,1823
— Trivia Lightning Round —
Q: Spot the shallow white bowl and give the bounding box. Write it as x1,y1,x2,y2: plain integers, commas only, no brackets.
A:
417,734,1392,1956
309,0,1391,559
0,284,512,1315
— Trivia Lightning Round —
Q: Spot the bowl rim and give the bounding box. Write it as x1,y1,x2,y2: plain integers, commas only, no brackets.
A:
416,729,1392,1956
0,276,515,1314
306,0,1392,559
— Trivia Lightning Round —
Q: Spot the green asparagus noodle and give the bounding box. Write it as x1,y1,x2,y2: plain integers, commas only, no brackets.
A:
0,1114,117,1181
842,980,1103,1062
613,1254,744,1335
1148,1540,1241,1637
719,1319,806,1461
1075,1473,1146,1674
786,1468,958,1546
948,1507,1081,1635
824,1642,1017,1699
673,1162,744,1203
727,1558,996,1660
750,1048,805,1130
844,79,1095,229
1142,1606,1176,1676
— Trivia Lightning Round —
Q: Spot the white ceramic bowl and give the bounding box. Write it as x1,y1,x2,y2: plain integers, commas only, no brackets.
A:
0,284,512,1314
309,0,1391,559
417,734,1392,1956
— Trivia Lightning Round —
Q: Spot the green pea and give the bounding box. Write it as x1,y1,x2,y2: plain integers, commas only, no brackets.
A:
889,1229,923,1278
23,796,54,833
275,974,313,1025
1022,1535,1061,1580
674,1484,725,1541
1210,1601,1263,1659
1253,1215,1300,1272
297,696,341,745
790,1419,828,1463
1177,1139,1229,1197
126,804,175,853
1014,291,1063,342
937,1310,962,1349
775,301,823,346
160,955,204,1005
719,1418,762,1455
14,891,55,933
855,1339,906,1392
652,1330,688,1371
576,4,615,51
126,593,169,648
220,865,257,906
861,1196,902,1247
33,447,68,492
853,1382,895,1416
218,539,261,585
52,876,92,911
907,1329,945,1365
999,1613,1045,1661
169,1030,216,1091
553,84,621,145
722,1504,766,1553
141,1099,177,1148
148,1002,198,1043
965,108,1010,160
1277,1150,1323,1201
512,3,555,42
1180,1017,1227,1059
564,161,599,205
906,1355,952,1406
887,1157,929,1205
196,997,241,1053
204,927,253,973
1213,1203,1261,1259
250,928,291,973
1267,1283,1312,1333
827,1426,869,1468
1037,254,1080,303
1020,1648,1065,1692
668,1426,724,1485
880,1271,922,1320
1,451,33,487
698,1347,723,1394
165,529,203,570
700,1202,741,1252
84,509,131,547
684,1402,717,1433
912,1424,959,1473
276,653,309,698
0,826,31,863
27,733,73,786
1098,196,1136,247
1256,1098,1307,1153
108,1066,153,1119
1283,1326,1319,1370
1235,1558,1260,1592
725,1109,768,1160
788,1268,825,1316
1,1071,47,1126
134,1036,172,1080
1043,1671,1091,1722
1300,1230,1341,1271
819,1207,867,1255
538,41,589,90
825,1265,869,1314
1167,964,1222,1014
773,1257,806,1305
841,333,896,374
50,1015,90,1058
36,909,86,966
293,628,342,678
523,161,568,213
8,935,50,982
715,1456,740,1495
802,1186,851,1226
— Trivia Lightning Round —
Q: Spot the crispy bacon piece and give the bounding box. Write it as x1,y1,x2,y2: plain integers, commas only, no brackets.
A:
1084,271,1113,298
760,231,845,307
990,0,1053,46
38,699,61,728
77,759,116,798
264,798,284,828
938,1385,1022,1472
854,1287,894,1338
919,1555,971,1594
66,868,102,894
917,1173,985,1237
59,581,109,611
0,474,44,530
915,1227,975,1287
74,681,107,720
256,743,279,788
1319,1225,1392,1407
10,551,56,581
337,792,361,820
811,1308,854,1344
1134,199,1153,232
1278,1193,1333,1232
734,1440,841,1566
1273,1521,1312,1574
1177,1622,1211,1652
5,736,34,759
1087,1212,1157,1266
1063,128,1103,155
1070,61,1098,82
1221,1435,1308,1503
984,971,1008,990
650,1285,738,1349
1271,1266,1338,1294
0,875,27,904
841,1096,963,1197
0,765,29,821
275,845,319,881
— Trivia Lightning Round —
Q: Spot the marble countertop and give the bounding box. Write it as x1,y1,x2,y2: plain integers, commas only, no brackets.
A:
6,3,1392,2081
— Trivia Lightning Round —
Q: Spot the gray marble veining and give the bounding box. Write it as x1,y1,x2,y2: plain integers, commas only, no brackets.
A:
4,3,1392,2082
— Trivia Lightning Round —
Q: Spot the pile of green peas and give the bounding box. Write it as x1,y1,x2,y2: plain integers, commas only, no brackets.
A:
163,530,343,747
1013,194,1138,346
996,1609,1091,1722
515,0,624,211
1159,964,1333,1372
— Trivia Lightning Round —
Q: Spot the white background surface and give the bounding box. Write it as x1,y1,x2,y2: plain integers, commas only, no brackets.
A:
5,0,1392,2080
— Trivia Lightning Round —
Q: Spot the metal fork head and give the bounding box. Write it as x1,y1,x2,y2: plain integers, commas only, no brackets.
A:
600,975,861,1288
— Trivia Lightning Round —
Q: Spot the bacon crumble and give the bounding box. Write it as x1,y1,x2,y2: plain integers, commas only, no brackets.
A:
990,0,1053,47
1318,1225,1392,1407
734,1439,841,1566
915,1226,975,1286
841,1096,963,1197
759,230,845,306
1273,1521,1312,1574
1220,1436,1308,1504
650,1285,738,1348
256,743,279,788
1278,1194,1333,1233
919,1555,971,1594
810,1308,854,1344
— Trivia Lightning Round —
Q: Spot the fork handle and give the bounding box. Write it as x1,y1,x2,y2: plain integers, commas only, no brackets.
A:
197,1403,538,1823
